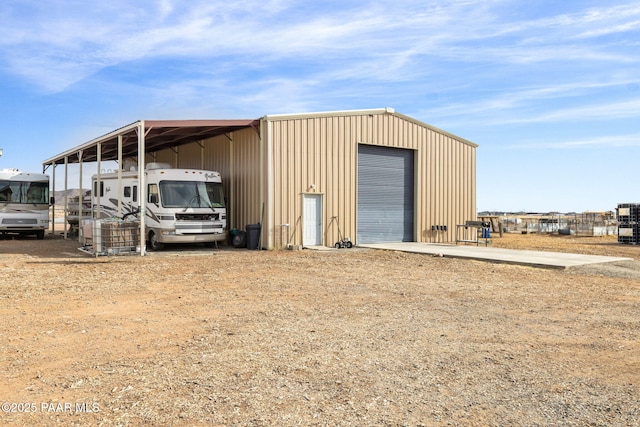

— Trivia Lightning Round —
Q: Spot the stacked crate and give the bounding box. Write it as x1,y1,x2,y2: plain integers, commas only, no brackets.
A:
617,203,640,244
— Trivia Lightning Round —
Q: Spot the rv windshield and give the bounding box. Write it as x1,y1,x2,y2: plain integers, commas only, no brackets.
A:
0,180,49,204
159,181,225,209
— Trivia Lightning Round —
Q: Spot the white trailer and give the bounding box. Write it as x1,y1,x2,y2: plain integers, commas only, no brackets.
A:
0,168,51,239
91,165,227,250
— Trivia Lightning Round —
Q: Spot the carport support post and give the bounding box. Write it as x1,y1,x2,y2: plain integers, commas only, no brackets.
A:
50,163,55,235
64,156,68,240
78,149,83,243
117,135,123,216
96,142,101,225
138,121,146,256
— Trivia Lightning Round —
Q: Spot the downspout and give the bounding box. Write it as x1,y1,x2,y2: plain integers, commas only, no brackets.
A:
259,117,271,249
200,140,205,170
266,119,273,249
259,119,264,242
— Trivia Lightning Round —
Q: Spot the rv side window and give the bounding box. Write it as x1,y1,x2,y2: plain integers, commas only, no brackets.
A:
133,186,138,202
124,186,131,198
148,184,158,204
93,181,104,197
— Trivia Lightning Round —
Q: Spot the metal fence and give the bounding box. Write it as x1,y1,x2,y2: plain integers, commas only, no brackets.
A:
491,212,617,236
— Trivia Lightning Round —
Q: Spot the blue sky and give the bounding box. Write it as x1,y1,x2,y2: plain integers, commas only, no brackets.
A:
1,0,639,213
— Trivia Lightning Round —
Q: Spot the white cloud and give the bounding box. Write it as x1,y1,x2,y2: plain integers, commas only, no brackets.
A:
513,134,640,149
416,76,640,129
1,0,639,97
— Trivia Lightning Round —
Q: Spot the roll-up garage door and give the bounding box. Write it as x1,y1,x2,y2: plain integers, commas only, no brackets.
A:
357,144,414,243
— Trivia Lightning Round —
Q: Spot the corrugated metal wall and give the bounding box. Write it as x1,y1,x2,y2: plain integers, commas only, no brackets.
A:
223,128,262,230
146,127,262,234
141,110,475,249
266,111,476,248
200,128,262,232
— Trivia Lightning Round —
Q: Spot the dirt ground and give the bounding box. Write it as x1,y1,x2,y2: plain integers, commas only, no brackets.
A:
1,232,639,426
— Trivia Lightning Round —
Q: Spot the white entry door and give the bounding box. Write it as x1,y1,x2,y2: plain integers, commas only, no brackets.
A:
303,194,323,246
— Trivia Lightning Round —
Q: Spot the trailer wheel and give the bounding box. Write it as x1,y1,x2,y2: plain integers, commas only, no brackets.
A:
36,230,45,240
148,231,164,251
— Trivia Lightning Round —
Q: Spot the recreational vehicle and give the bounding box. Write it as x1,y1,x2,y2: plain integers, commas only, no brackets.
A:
91,164,227,250
0,168,51,239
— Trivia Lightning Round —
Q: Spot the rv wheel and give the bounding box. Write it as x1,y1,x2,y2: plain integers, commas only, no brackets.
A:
36,230,45,240
148,231,164,251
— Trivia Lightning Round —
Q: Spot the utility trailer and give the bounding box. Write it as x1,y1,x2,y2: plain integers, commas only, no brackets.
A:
0,168,51,239
90,164,227,250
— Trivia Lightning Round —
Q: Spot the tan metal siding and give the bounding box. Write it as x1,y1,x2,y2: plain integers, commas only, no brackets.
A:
267,111,476,247
154,129,261,233
202,134,230,179
176,143,201,169
142,128,262,234
203,128,262,231
152,149,177,166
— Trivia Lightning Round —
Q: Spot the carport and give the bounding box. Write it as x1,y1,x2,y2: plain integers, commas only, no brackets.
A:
42,119,260,255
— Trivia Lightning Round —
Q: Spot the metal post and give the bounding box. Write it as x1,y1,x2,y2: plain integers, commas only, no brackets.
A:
96,142,101,222
138,121,146,256
50,163,55,235
229,134,234,231
64,157,68,239
117,135,122,216
78,150,83,243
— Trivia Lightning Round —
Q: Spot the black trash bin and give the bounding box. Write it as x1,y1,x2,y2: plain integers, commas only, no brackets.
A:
246,223,261,250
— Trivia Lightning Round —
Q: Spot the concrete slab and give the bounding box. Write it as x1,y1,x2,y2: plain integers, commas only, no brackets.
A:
359,242,632,269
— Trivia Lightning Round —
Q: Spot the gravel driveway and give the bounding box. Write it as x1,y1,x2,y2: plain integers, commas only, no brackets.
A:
1,233,639,426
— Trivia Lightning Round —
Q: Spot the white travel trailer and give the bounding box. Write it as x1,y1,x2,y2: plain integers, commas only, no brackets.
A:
91,164,227,250
0,168,51,239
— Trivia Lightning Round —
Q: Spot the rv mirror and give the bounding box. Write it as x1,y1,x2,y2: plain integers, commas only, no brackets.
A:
50,196,55,205
150,194,158,204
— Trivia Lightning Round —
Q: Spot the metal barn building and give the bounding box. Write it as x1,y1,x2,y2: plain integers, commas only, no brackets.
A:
43,108,477,251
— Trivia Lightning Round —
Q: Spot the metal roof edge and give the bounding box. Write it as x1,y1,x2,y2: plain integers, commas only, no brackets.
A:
42,119,262,166
145,119,260,127
263,107,394,121
42,120,142,165
392,112,479,148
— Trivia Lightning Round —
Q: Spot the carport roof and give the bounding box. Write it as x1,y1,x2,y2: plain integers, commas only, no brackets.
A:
42,119,260,166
